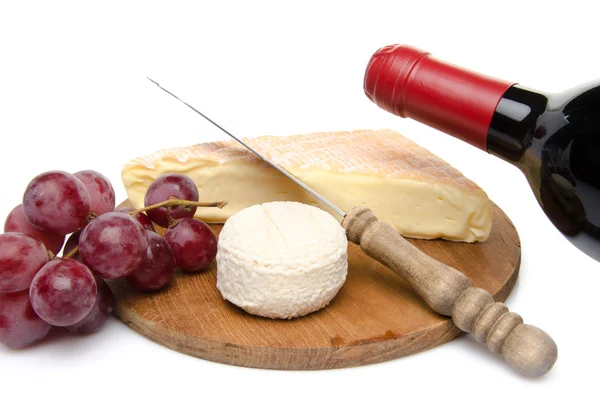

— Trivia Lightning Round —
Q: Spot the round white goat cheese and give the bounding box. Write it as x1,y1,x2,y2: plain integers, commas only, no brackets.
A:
216,201,348,319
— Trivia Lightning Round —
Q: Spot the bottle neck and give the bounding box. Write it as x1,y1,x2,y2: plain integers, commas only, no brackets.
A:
487,85,549,162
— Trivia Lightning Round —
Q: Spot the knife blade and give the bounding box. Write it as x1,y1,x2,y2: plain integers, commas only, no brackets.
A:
146,77,346,217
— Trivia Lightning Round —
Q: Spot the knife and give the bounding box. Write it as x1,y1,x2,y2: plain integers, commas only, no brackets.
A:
148,78,557,377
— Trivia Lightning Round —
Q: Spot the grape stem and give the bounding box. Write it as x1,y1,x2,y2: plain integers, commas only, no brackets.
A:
130,199,227,215
86,212,98,225
60,200,226,261
63,246,79,259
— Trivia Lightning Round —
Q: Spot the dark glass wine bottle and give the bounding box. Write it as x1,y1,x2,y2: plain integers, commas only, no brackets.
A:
364,44,600,261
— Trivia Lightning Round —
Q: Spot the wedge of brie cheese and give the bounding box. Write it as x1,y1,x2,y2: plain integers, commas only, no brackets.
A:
216,201,348,319
122,129,492,242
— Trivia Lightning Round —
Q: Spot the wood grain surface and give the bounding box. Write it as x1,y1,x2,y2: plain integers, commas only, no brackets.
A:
109,201,520,370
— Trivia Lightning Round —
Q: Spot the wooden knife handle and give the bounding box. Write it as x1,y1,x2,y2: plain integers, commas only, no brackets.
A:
341,206,557,377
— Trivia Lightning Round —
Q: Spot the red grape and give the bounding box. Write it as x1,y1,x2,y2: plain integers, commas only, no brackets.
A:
79,212,148,279
144,173,199,227
164,218,217,272
0,232,50,293
66,277,115,334
63,229,82,261
127,231,176,292
115,207,155,232
0,289,52,349
4,204,65,254
74,170,116,216
23,171,91,235
29,258,96,327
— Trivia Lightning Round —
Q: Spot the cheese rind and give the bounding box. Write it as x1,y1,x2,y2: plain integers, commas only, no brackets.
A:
122,129,492,242
216,201,348,319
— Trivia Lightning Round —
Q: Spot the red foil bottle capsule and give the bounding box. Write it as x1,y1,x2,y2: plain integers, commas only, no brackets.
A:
363,44,514,150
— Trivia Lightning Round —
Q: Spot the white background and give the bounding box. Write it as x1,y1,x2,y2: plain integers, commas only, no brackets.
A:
0,1,597,396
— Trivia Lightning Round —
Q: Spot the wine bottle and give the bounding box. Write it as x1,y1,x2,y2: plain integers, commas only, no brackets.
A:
364,44,600,261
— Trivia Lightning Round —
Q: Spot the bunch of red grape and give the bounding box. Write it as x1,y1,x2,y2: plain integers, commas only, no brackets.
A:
0,170,218,349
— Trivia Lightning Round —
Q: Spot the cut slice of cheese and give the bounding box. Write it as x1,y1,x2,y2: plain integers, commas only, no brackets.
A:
122,129,492,242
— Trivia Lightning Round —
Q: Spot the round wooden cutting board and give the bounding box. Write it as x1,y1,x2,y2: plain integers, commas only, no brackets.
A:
109,201,520,370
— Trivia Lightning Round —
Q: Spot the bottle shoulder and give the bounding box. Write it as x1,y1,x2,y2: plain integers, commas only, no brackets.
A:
548,79,600,113
518,82,600,254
